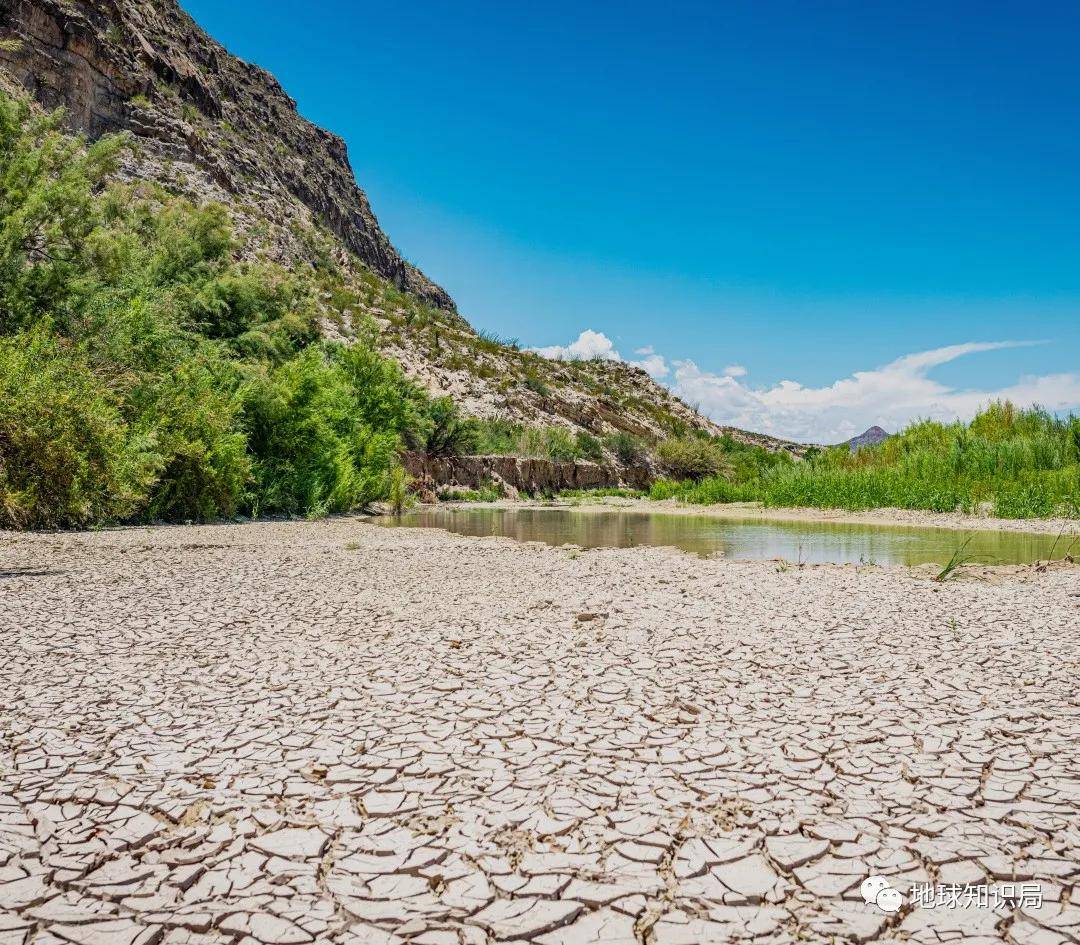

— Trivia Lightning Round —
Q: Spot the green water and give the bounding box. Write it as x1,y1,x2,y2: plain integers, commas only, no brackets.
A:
376,506,1074,566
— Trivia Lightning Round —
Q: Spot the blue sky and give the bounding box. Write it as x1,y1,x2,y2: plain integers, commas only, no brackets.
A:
183,0,1080,441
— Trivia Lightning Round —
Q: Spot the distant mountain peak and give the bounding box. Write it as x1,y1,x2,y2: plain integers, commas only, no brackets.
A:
844,425,890,451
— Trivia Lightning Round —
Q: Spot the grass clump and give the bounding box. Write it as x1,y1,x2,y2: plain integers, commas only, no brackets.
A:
934,535,976,582
757,405,1080,517
558,487,645,499
440,481,503,502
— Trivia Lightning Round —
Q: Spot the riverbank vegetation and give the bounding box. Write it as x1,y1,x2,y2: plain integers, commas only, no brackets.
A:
0,91,437,528
651,404,1080,519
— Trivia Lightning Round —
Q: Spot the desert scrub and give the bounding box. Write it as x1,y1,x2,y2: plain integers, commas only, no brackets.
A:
603,431,650,466
523,372,551,397
574,431,605,463
422,398,480,457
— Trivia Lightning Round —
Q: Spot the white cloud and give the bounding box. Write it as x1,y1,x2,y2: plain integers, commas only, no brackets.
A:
633,353,670,380
530,333,1080,443
531,329,620,362
532,330,669,378
672,340,1080,443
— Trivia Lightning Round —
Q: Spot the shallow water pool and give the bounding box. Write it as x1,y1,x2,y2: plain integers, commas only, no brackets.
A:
376,505,1073,566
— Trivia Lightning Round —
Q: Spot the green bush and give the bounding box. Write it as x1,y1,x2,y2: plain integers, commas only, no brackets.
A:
423,397,479,457
657,436,727,481
0,330,153,528
240,347,401,516
574,431,604,463
136,360,250,521
603,431,649,466
0,93,126,332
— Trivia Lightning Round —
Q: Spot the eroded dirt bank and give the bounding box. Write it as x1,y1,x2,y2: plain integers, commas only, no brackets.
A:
1,519,1077,945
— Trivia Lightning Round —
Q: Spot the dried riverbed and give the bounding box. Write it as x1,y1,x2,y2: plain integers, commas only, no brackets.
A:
1,518,1077,945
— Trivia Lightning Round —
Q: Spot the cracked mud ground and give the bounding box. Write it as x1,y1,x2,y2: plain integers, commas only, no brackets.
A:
1,520,1077,945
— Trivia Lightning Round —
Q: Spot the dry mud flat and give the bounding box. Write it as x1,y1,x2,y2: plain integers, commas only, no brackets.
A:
0,520,1077,945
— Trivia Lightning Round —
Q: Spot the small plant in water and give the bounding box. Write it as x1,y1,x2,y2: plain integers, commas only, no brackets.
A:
935,535,975,583
386,466,414,514
1044,512,1079,564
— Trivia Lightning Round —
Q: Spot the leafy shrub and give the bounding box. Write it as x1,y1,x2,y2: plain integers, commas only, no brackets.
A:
0,92,126,331
136,360,250,521
657,436,727,481
423,397,479,457
0,330,152,528
574,431,605,463
239,347,402,516
603,431,649,466
385,466,415,513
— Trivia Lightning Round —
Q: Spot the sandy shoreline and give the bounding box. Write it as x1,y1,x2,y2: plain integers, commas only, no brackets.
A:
446,496,1080,537
1,518,1076,944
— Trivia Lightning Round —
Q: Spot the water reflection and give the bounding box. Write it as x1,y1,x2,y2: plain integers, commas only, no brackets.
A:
377,506,1069,566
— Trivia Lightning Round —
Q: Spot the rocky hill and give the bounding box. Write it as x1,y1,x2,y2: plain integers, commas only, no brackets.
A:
0,0,453,308
0,0,803,455
844,425,890,451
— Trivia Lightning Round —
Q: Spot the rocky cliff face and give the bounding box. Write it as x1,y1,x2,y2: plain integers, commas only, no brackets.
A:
0,0,453,309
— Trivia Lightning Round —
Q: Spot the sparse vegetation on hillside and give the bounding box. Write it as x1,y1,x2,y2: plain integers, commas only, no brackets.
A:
652,404,1080,519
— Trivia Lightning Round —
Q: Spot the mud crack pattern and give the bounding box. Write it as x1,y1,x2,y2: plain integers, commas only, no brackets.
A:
0,519,1077,945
